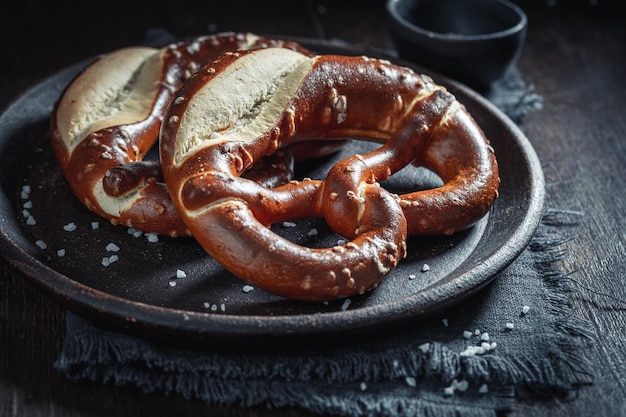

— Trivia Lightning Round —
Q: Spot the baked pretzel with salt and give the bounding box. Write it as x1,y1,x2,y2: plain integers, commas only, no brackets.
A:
50,32,311,237
160,47,500,301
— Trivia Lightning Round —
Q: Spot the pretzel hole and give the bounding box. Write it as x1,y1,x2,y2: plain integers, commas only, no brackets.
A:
380,165,443,194
270,219,345,249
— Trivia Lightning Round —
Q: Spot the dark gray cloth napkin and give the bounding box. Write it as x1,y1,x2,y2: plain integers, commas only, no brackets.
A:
55,209,593,416
54,58,591,416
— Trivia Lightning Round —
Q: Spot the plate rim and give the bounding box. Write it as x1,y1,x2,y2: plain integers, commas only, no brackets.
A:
0,38,545,341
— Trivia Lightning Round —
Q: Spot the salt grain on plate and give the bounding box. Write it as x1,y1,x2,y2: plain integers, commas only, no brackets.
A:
307,228,318,236
176,269,187,278
522,305,531,314
282,221,297,228
101,254,119,266
127,227,143,237
478,384,489,394
480,332,490,341
63,222,77,232
91,221,100,229
341,298,351,311
505,322,515,330
21,185,31,199
421,263,430,272
442,318,449,327
418,342,430,353
106,242,120,252
168,281,177,287
360,382,368,391
23,201,33,209
408,274,416,280
145,233,159,242
242,285,254,293
22,209,30,218
26,216,36,225
57,249,66,257
463,330,473,339
35,240,47,249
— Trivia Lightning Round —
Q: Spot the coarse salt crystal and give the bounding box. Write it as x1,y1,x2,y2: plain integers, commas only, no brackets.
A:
307,228,318,236
63,222,77,232
478,384,489,394
505,322,515,330
22,209,30,218
176,269,187,278
360,382,368,391
405,376,417,387
106,243,120,252
242,285,254,293
169,281,177,287
101,255,118,266
522,305,531,314
203,302,210,308
21,185,31,199
442,318,449,327
91,221,100,229
463,330,473,339
145,233,159,242
455,380,469,392
26,216,36,225
421,263,430,272
57,249,66,257
480,332,490,341
341,298,351,311
418,342,430,353
35,240,47,249
23,201,33,209
409,274,416,280
282,221,297,228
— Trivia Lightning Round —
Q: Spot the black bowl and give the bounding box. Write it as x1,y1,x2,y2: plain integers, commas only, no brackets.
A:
386,0,527,89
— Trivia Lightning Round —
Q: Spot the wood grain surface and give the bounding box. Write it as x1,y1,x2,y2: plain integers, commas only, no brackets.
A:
1,1,625,416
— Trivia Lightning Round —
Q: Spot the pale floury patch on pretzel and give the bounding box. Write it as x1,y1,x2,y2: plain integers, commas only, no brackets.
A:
160,47,499,301
50,33,310,236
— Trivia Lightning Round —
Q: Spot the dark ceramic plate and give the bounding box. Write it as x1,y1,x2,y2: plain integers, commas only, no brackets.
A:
0,39,544,342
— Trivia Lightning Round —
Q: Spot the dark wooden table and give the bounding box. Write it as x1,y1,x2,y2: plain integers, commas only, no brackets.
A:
2,1,625,416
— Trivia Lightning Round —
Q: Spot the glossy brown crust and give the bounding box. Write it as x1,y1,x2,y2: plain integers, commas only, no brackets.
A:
49,33,311,236
160,49,499,301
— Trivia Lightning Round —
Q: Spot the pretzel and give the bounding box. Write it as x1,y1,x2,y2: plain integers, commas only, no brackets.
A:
49,32,314,237
159,47,499,301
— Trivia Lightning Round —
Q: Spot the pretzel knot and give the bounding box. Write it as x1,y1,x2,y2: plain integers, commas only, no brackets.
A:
160,47,500,301
50,33,313,237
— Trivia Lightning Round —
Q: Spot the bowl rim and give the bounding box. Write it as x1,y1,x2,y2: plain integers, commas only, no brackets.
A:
386,0,528,42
